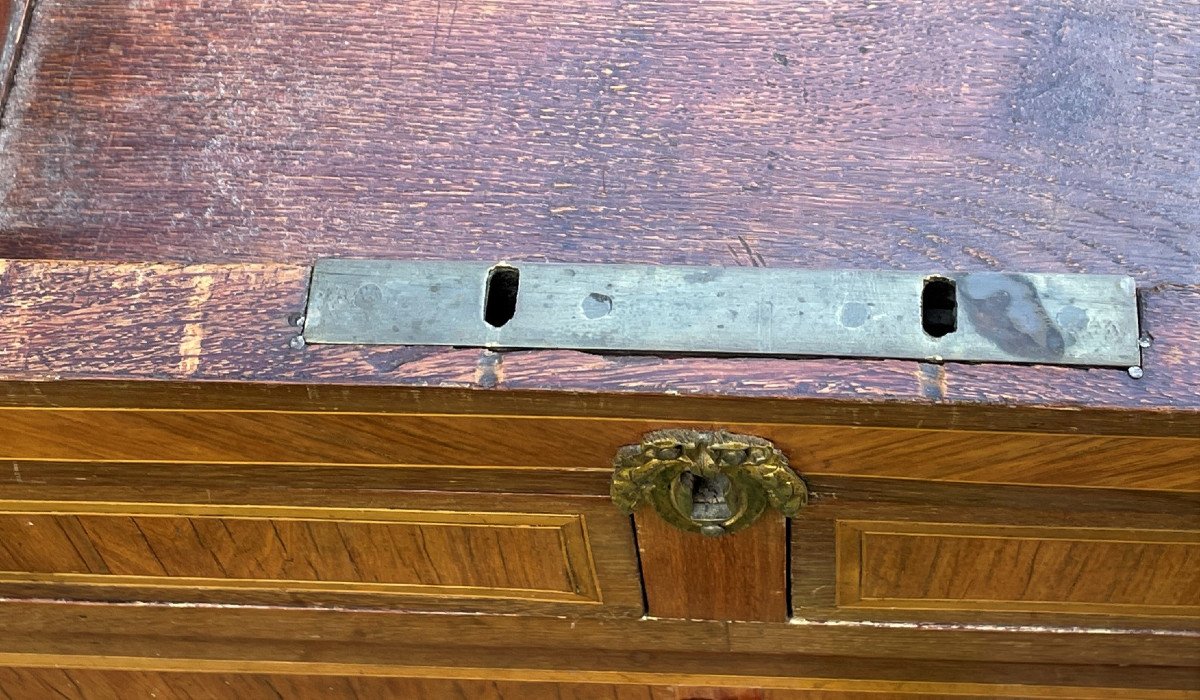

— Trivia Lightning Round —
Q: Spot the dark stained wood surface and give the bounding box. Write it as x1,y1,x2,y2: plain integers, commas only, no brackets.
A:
0,2,1198,421
0,0,1197,287
0,0,30,116
0,5,1197,694
0,260,1197,431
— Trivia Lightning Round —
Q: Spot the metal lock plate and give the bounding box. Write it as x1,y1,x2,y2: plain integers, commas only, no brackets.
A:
302,259,1142,367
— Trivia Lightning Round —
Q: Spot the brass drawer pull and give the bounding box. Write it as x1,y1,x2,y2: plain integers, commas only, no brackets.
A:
611,430,807,537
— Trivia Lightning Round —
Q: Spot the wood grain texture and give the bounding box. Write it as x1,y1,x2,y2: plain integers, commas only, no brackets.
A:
0,0,30,118
844,521,1200,615
635,509,787,622
792,476,1200,629
1,460,616,497
672,692,1197,700
0,601,1196,672
675,691,764,700
0,492,643,615
0,3,1197,692
0,501,607,607
0,662,1195,700
0,260,1196,432
1,0,1197,286
3,407,1196,491
0,668,675,700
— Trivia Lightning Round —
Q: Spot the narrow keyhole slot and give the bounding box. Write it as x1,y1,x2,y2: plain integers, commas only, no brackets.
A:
922,276,957,337
483,265,520,328
678,472,733,522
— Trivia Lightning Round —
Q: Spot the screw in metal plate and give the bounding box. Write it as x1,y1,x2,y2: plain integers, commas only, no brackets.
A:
289,335,307,350
1138,333,1153,348
1127,366,1144,379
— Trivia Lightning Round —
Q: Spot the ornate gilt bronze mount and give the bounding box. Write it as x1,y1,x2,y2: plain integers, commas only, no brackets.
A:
611,429,807,537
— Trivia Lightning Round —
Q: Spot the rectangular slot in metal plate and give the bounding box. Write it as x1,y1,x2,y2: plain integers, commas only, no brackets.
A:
303,260,1141,367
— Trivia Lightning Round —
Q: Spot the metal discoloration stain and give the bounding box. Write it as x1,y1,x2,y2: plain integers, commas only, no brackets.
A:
959,273,1065,362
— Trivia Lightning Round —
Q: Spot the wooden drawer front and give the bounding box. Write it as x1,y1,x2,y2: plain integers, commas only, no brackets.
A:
838,522,1200,617
0,497,642,616
793,478,1200,629
4,409,1198,492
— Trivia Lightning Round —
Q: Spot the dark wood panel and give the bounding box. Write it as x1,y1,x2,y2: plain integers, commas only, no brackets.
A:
0,0,31,116
1,1,1197,289
3,407,1196,491
1,261,1196,432
635,509,787,622
792,477,1200,629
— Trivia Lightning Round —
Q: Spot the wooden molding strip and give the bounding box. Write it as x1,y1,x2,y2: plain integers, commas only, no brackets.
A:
0,653,1191,699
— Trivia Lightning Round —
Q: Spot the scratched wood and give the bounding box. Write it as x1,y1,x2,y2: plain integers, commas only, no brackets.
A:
0,0,30,114
0,261,1197,434
0,3,1198,694
1,600,1198,671
0,0,1197,287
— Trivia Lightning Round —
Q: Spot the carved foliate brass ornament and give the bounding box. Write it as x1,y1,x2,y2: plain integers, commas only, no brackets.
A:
611,429,807,536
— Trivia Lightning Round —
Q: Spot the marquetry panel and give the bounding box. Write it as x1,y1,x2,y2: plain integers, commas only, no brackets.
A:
837,521,1200,617
2,409,1198,491
0,499,641,615
791,477,1200,629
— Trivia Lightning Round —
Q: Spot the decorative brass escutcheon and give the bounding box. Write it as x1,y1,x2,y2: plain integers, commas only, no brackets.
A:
611,429,807,537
